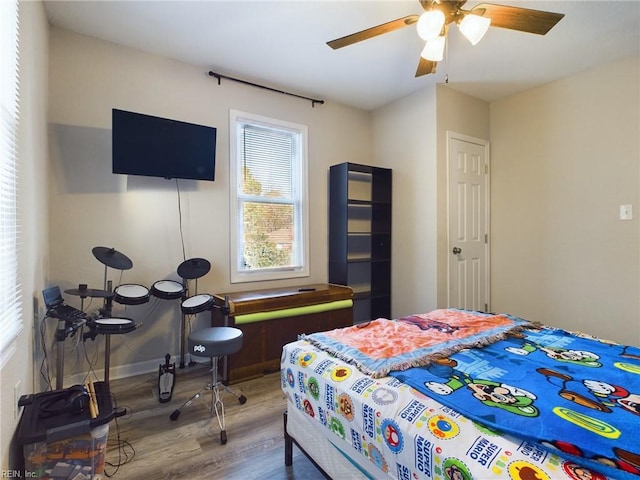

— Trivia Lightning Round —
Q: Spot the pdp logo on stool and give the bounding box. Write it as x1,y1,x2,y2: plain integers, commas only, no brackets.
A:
193,344,206,353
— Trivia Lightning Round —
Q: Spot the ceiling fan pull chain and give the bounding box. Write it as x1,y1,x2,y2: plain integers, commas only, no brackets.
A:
444,26,449,83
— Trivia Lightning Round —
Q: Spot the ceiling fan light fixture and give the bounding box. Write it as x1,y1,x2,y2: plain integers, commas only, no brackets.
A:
416,10,445,41
459,14,491,46
420,35,445,62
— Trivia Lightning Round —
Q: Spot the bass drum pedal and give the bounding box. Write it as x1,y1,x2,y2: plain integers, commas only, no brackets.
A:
158,353,176,403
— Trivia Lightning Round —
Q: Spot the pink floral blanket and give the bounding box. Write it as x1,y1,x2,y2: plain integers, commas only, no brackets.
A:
301,309,531,378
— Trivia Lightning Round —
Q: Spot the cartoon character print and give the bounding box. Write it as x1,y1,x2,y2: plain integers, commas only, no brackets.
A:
371,387,398,406
612,446,640,475
306,376,320,400
466,379,538,416
567,333,640,362
367,444,388,473
298,351,316,368
619,345,640,361
444,463,468,480
338,393,354,422
302,399,315,418
286,368,295,388
504,336,601,367
428,414,460,439
329,416,345,439
537,367,640,416
423,359,539,417
543,439,640,477
330,365,352,382
507,460,549,480
380,418,403,453
562,461,607,480
442,458,472,480
399,315,463,334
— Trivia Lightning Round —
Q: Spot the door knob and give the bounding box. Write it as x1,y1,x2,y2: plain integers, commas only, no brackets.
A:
452,247,462,255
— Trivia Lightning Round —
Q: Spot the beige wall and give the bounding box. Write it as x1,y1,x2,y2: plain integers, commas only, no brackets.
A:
1,0,49,469
372,86,439,318
435,86,491,308
47,27,373,380
372,56,639,347
490,56,640,345
4,6,639,469
371,84,490,319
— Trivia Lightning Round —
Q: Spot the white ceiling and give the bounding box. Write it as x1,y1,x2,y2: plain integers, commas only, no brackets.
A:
43,1,640,111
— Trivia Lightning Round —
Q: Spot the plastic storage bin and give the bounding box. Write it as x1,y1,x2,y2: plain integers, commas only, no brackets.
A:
17,382,115,479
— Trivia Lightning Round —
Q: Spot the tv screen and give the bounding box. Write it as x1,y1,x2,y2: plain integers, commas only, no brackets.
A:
112,109,217,181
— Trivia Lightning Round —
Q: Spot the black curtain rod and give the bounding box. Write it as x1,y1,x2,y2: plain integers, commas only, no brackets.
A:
208,71,324,108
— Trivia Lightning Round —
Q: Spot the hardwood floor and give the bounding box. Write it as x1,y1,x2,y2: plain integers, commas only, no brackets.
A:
105,364,325,479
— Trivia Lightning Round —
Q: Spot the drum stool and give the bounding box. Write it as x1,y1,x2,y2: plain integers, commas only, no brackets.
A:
169,327,247,444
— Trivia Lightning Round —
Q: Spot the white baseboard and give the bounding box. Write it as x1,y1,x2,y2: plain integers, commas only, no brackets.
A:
63,355,208,386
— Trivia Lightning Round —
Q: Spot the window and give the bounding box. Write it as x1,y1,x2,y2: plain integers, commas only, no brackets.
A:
229,110,308,283
0,0,22,365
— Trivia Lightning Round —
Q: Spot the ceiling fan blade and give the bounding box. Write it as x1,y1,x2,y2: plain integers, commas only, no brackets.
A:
327,15,419,49
415,57,437,77
471,3,564,35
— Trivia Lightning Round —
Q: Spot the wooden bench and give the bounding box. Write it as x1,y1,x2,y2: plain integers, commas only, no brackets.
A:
211,284,353,382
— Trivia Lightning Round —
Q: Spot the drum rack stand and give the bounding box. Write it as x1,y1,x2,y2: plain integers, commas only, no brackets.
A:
179,277,201,369
220,296,232,384
176,257,212,370
54,297,87,391
54,318,86,390
99,278,115,385
90,246,135,385
180,310,188,369
179,277,207,369
55,320,66,390
178,292,231,386
209,296,232,384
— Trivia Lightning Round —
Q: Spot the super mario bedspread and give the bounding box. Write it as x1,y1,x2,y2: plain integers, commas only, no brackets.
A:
391,325,640,480
282,337,623,480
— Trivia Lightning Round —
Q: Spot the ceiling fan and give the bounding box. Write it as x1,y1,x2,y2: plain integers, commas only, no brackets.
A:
327,0,565,77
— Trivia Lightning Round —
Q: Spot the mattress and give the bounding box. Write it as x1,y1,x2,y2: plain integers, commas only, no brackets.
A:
282,338,618,480
286,403,372,479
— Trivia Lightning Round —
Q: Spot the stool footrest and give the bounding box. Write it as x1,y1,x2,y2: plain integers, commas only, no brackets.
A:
167,353,247,444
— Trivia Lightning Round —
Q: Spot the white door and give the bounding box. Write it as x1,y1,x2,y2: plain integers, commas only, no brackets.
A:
447,132,490,311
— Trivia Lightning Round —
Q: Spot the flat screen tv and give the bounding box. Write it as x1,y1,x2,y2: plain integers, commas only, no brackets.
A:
112,109,217,181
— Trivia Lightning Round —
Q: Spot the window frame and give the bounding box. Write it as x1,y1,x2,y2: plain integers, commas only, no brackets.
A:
0,0,22,366
229,109,309,283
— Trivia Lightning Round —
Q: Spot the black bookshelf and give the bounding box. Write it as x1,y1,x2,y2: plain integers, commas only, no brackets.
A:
329,162,391,323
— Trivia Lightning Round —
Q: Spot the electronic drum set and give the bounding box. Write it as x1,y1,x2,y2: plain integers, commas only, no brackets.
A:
63,246,217,400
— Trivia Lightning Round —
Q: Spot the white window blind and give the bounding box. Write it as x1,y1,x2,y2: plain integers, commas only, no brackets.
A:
229,110,308,283
0,0,22,365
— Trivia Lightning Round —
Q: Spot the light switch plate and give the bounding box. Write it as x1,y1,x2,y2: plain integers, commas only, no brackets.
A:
620,204,633,220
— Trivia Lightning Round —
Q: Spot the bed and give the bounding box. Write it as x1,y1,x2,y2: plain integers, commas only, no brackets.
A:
281,309,640,480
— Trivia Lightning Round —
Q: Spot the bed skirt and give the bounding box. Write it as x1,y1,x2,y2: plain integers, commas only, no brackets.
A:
285,401,383,479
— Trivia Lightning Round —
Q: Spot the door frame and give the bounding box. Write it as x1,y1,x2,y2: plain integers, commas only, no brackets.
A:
446,130,491,311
